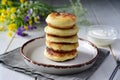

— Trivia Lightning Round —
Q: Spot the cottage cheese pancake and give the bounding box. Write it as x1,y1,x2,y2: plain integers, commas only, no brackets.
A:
46,34,78,43
46,41,79,51
45,25,78,37
44,48,78,61
46,12,76,29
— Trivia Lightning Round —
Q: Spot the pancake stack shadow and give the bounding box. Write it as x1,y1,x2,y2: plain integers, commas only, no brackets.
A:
44,12,79,62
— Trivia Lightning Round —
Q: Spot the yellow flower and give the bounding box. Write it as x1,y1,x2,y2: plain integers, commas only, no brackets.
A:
34,16,40,23
8,23,17,31
1,9,7,15
29,20,33,25
24,25,28,30
11,15,15,20
10,7,16,13
0,26,4,31
1,0,7,5
34,17,38,23
7,31,13,37
6,10,11,17
20,0,25,3
8,1,13,6
0,16,5,22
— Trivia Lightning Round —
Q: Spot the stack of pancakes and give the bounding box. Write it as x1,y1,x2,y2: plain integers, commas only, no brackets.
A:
44,12,79,61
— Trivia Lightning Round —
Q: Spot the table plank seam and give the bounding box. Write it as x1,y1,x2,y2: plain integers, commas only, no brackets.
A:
4,33,16,53
87,0,101,25
107,0,120,18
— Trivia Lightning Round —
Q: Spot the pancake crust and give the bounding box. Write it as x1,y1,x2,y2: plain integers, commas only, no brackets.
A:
44,26,79,37
46,41,79,51
44,48,78,61
46,12,76,28
46,34,78,43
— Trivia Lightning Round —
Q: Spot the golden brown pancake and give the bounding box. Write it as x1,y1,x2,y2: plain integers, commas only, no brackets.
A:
44,26,79,37
46,12,76,29
46,40,79,51
46,34,78,43
44,48,78,61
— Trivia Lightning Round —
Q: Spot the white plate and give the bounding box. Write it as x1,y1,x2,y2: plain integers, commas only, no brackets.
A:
21,37,98,74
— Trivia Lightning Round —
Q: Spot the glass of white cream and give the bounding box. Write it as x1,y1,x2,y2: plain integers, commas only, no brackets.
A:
87,25,118,46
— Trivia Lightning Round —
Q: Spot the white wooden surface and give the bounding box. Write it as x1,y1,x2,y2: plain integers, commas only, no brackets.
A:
0,32,13,54
0,0,120,80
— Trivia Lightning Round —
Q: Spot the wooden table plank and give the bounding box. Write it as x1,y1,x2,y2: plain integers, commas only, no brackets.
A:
0,32,14,54
81,0,98,25
109,0,120,12
88,0,120,30
77,0,99,39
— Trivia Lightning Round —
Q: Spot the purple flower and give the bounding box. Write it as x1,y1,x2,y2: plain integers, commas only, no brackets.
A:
28,25,37,30
17,26,25,32
28,9,33,15
21,26,25,31
28,25,33,30
17,27,28,37
17,32,28,37
24,15,29,23
17,31,22,35
17,28,23,34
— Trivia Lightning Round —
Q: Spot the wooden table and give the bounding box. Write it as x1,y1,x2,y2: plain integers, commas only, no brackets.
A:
0,0,120,80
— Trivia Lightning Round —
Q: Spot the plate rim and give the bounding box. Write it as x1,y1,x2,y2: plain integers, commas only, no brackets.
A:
20,36,99,68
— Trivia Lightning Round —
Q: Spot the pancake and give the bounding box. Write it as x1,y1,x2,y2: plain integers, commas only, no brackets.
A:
46,34,78,43
44,48,78,61
46,40,79,51
46,12,76,29
44,25,79,37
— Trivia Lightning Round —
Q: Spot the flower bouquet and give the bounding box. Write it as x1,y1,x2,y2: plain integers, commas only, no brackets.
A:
0,0,54,37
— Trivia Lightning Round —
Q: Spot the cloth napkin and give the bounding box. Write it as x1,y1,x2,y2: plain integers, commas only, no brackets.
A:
0,47,109,80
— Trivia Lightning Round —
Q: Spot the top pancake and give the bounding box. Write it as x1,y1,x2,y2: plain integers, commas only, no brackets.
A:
46,12,76,29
